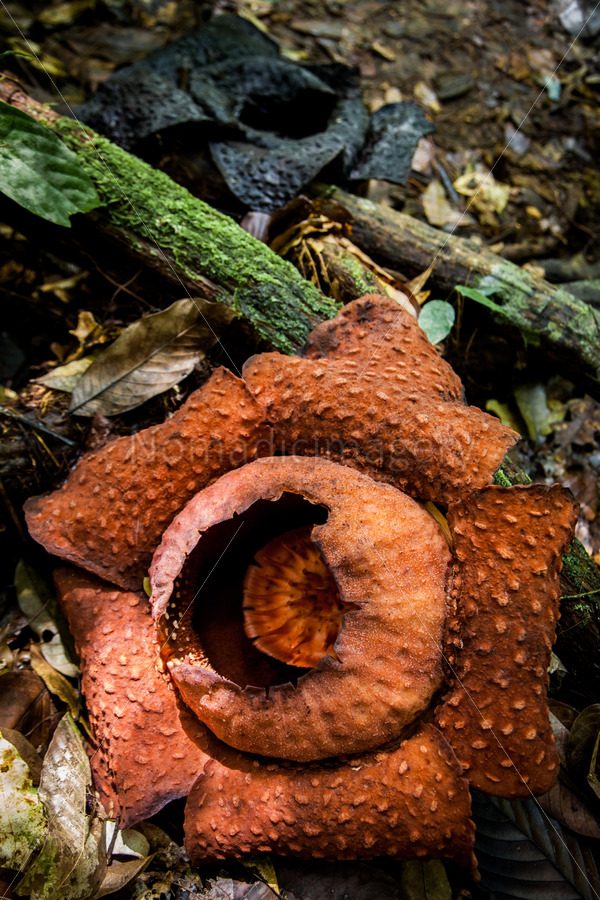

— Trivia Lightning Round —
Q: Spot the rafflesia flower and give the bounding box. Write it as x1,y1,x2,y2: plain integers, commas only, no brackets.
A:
25,295,577,869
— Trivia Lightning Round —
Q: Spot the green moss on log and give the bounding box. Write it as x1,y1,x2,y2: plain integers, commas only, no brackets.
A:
316,186,600,381
55,120,338,353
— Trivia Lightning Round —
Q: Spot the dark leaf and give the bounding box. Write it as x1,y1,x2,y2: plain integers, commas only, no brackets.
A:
398,860,451,900
538,779,600,839
276,860,400,899
568,705,600,802
473,790,600,900
0,670,58,754
350,102,435,184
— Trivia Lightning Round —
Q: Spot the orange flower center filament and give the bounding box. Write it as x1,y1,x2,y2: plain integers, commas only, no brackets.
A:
242,526,344,668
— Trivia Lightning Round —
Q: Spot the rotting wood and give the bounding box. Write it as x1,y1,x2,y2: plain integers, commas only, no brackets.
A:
0,76,338,354
313,185,600,382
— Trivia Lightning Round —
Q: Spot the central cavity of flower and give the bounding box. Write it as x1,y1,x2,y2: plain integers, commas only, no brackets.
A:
152,457,453,761
242,526,344,668
159,491,346,689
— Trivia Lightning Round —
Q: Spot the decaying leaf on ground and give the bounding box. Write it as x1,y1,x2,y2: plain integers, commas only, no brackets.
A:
0,2,599,897
0,670,58,756
17,714,106,900
16,560,79,679
473,792,600,900
0,729,47,871
35,357,95,394
69,298,236,416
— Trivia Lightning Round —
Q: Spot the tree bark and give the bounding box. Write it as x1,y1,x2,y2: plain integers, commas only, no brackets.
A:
0,76,338,354
313,186,600,382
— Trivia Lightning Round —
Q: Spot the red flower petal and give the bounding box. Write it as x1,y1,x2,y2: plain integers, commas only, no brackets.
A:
55,567,210,825
304,293,463,401
184,724,475,867
243,353,517,505
436,484,577,795
27,369,270,591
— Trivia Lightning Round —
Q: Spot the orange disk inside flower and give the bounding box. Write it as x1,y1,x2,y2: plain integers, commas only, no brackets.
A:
242,526,344,668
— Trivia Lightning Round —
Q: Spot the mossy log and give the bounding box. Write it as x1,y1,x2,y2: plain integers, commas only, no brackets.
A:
0,77,338,354
314,186,600,383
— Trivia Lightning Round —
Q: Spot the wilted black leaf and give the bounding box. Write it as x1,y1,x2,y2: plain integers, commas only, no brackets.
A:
473,790,600,900
350,102,435,184
78,14,427,211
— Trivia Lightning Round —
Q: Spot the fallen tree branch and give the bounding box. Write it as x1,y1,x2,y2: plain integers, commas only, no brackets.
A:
0,76,338,353
314,186,600,382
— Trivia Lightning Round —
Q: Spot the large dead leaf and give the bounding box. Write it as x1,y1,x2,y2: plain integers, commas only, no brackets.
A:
70,298,235,416
539,778,600,839
29,645,80,720
17,714,106,900
0,670,58,754
95,857,152,898
35,357,95,393
473,791,600,900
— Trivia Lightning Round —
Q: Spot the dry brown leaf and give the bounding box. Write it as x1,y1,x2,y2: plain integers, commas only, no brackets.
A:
70,298,235,416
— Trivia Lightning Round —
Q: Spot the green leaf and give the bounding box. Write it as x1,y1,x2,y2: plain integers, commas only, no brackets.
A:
70,297,235,417
0,729,47,869
513,382,553,442
455,283,506,313
418,300,455,344
485,399,522,433
0,102,100,227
